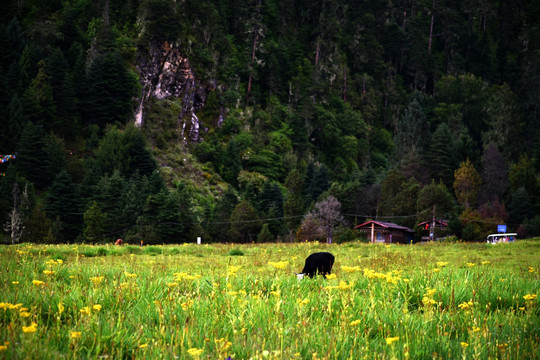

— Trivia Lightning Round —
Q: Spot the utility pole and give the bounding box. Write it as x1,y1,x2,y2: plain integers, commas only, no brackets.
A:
431,205,436,241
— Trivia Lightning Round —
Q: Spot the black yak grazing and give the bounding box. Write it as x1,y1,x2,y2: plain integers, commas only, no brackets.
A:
299,252,335,278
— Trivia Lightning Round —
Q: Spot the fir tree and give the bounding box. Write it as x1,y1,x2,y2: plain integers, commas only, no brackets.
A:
45,170,81,242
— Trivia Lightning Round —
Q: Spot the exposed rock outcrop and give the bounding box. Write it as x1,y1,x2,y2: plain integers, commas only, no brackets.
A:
135,40,207,143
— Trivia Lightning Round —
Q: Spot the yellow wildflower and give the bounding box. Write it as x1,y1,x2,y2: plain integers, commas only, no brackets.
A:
43,270,55,275
90,276,104,285
58,302,64,315
436,261,449,267
466,262,476,267
124,272,137,278
386,337,399,345
458,300,474,310
349,320,361,326
461,342,469,347
139,344,148,349
523,294,537,301
70,331,82,339
326,273,337,279
270,290,281,297
268,261,288,270
181,300,194,311
481,261,491,265
297,298,310,306
433,268,441,272
92,304,102,312
342,265,361,273
79,306,91,315
187,347,204,357
472,326,481,332
32,280,45,287
12,281,19,285
0,344,7,351
528,267,535,273
422,297,437,306
20,311,31,318
167,282,179,288
337,281,352,290
22,322,37,333
174,272,201,281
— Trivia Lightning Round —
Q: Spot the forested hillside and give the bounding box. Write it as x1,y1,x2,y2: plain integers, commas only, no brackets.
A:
1,0,539,244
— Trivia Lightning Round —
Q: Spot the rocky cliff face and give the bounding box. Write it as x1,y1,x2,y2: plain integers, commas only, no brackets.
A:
135,40,207,143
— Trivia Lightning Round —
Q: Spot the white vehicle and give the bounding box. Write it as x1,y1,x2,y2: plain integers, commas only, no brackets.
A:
486,233,517,244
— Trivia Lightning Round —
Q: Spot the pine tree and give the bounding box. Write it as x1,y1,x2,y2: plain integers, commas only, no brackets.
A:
45,170,81,242
16,122,50,188
230,199,260,242
83,201,105,243
257,223,274,242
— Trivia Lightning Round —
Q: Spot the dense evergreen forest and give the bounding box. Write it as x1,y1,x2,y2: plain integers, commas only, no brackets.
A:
1,0,540,244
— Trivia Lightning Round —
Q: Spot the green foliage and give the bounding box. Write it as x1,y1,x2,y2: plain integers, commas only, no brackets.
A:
227,249,244,256
83,201,105,243
257,224,274,243
2,0,540,244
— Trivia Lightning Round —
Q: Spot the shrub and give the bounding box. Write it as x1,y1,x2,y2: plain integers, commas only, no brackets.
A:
227,249,244,256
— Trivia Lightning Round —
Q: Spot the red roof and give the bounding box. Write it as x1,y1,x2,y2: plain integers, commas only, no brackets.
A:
356,220,414,232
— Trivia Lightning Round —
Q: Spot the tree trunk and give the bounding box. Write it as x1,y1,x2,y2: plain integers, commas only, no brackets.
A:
428,0,436,55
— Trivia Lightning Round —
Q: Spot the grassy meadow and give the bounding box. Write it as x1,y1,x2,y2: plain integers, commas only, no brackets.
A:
1,239,539,359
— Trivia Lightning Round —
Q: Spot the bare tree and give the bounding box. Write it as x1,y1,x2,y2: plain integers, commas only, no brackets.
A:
310,195,345,244
4,183,28,244
296,213,324,242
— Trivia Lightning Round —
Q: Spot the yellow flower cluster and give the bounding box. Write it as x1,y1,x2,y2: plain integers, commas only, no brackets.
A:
187,347,204,357
523,294,537,301
0,341,8,351
362,268,402,284
349,319,361,326
268,261,288,270
342,265,361,273
386,337,399,345
458,300,474,310
0,302,23,311
297,298,310,306
174,272,201,281
22,322,37,333
326,281,353,291
32,280,45,287
436,261,449,267
422,288,438,307
89,276,105,285
214,337,232,351
124,272,137,278
79,304,102,315
181,299,194,311
227,265,242,277
45,259,63,266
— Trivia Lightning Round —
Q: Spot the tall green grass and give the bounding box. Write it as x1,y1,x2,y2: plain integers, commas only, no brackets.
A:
1,240,539,359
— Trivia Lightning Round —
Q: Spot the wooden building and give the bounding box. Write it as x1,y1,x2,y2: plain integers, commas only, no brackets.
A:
417,219,448,241
355,220,414,244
